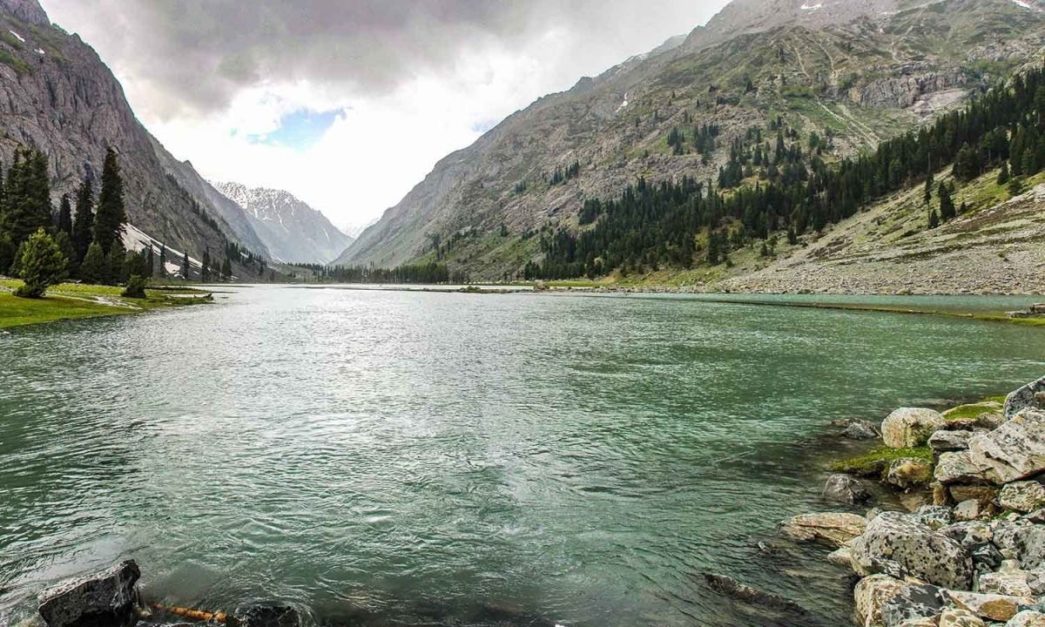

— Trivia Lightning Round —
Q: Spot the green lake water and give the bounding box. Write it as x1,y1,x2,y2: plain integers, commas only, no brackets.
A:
1,287,1044,626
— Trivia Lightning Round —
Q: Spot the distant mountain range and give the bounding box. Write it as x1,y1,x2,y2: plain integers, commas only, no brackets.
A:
213,182,352,264
332,0,1045,284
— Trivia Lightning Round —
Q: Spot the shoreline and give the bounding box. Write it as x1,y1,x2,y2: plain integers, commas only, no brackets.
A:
781,377,1045,626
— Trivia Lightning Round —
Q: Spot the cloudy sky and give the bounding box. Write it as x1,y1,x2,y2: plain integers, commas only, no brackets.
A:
39,1,730,234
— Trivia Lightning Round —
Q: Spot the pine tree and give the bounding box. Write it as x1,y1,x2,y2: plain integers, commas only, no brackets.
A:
12,228,67,298
71,179,95,263
923,172,934,206
105,240,127,285
146,246,154,278
79,242,106,284
201,250,210,282
997,162,1010,185
938,182,956,222
158,244,166,278
221,256,232,282
1,149,53,247
928,209,940,229
93,148,126,254
57,194,73,236
181,251,190,280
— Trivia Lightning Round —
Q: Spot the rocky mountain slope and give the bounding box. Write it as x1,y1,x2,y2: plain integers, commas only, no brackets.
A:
0,0,270,273
334,0,1045,279
213,182,352,264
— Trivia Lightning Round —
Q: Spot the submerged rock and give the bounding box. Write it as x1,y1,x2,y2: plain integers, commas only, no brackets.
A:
999,482,1045,514
701,573,812,620
227,605,301,627
843,420,881,440
780,512,867,548
850,511,974,590
823,473,872,504
882,408,946,449
1004,376,1045,419
38,560,142,627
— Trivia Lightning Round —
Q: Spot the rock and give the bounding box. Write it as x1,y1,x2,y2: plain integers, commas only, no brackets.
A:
940,521,993,552
970,544,1004,571
1014,525,1044,569
967,409,1045,485
855,574,909,627
999,482,1045,514
1006,610,1045,626
227,605,301,627
897,618,939,627
949,486,999,509
955,500,982,521
827,547,854,568
883,408,947,449
882,584,945,627
823,473,872,504
780,512,867,548
38,560,142,627
946,591,1032,622
850,511,974,589
901,492,931,512
844,420,882,440
930,430,974,452
701,573,812,620
978,569,1036,598
1026,509,1045,524
913,506,955,530
1004,376,1045,419
938,607,986,626
936,451,991,486
888,458,934,489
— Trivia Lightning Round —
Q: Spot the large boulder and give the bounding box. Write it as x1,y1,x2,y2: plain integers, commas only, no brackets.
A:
780,512,867,548
887,458,934,489
855,574,908,627
936,451,991,486
38,560,142,627
999,482,1045,514
967,409,1045,485
850,511,974,590
823,473,872,504
882,408,947,449
1004,376,1045,419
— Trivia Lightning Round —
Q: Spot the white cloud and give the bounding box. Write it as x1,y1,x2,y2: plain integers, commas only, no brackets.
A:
40,0,731,232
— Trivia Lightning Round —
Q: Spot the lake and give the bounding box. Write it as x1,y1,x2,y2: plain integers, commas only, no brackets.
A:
2,286,1044,626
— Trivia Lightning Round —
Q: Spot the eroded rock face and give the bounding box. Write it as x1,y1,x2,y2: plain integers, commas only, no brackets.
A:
1000,482,1045,514
780,512,867,548
882,408,946,449
1004,376,1045,419
38,560,141,627
850,511,974,590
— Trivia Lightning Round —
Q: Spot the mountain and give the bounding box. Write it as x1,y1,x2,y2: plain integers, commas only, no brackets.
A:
213,182,352,264
0,0,271,274
332,0,1045,279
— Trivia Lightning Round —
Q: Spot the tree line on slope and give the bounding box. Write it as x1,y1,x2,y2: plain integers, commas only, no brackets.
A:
291,262,464,284
525,66,1045,280
0,147,252,297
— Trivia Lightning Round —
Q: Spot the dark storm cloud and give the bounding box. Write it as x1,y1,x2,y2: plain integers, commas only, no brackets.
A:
41,0,724,117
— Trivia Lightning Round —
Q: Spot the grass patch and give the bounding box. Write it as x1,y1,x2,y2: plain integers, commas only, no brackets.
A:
828,446,932,476
943,401,1002,422
0,279,211,329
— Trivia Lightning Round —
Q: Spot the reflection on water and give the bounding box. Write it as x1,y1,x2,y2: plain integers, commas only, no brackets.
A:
1,287,1043,625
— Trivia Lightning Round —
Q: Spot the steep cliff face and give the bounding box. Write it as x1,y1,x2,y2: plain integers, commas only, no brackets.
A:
213,182,352,264
0,0,270,265
333,0,1044,277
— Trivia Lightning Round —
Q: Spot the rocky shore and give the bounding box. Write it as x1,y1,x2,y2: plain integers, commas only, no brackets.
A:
782,376,1045,627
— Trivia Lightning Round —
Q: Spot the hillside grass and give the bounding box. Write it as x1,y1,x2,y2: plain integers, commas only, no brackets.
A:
0,279,211,330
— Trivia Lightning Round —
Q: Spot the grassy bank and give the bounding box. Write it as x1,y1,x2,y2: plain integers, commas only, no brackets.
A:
0,279,212,330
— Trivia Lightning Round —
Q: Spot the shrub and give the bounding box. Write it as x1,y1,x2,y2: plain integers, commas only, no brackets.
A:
13,229,68,298
121,275,148,299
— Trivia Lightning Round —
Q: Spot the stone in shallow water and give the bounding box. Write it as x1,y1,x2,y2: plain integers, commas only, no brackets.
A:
843,420,881,440
823,473,872,504
999,481,1045,514
850,511,973,590
780,512,867,548
882,408,946,448
38,560,141,627
227,605,301,627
